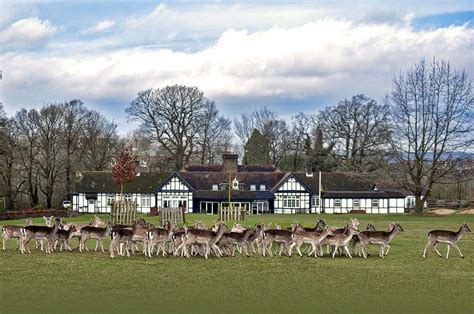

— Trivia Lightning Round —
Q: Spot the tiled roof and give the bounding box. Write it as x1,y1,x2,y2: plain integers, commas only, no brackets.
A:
322,190,405,199
73,171,170,194
194,190,275,200
293,172,373,194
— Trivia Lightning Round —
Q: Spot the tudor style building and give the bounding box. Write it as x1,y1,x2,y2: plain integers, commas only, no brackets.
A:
72,153,406,214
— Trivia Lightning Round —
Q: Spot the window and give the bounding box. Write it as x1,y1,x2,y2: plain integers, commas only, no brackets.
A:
283,196,300,208
124,193,133,202
212,185,218,191
372,199,379,208
311,197,320,207
250,185,256,191
334,199,342,208
141,194,150,207
107,193,115,205
353,199,360,209
260,184,266,191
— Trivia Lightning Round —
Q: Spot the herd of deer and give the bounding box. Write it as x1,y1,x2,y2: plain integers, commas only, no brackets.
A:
1,215,471,260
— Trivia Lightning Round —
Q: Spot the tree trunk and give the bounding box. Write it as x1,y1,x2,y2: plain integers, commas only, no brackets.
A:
414,194,424,213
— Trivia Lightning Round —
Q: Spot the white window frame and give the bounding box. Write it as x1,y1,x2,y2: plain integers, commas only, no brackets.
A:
353,199,360,209
372,199,379,208
250,185,256,191
334,199,342,208
260,184,266,191
124,193,133,202
283,195,300,208
141,194,150,207
107,193,115,205
212,184,218,191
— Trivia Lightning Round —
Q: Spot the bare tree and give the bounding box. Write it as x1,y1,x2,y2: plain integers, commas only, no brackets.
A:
319,94,388,171
385,59,473,213
126,85,206,170
196,101,232,164
61,100,89,200
79,110,119,171
14,109,40,207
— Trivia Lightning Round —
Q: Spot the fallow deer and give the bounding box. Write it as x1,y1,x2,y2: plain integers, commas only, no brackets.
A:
289,228,334,257
2,218,33,251
21,217,62,254
261,228,293,257
55,225,77,251
146,220,174,257
422,223,471,259
326,224,360,258
356,223,404,258
79,222,112,252
177,221,229,259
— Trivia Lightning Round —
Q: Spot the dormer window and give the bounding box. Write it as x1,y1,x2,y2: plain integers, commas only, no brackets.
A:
260,184,266,191
212,184,218,191
232,178,239,190
250,185,256,191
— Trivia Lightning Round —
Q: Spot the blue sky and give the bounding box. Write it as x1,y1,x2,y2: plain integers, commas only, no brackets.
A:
1,1,473,134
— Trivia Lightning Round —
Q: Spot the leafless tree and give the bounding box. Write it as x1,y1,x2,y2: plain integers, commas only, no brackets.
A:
319,94,388,171
196,101,232,164
126,85,206,170
14,109,40,207
61,100,89,200
79,110,119,171
385,58,473,213
288,112,317,171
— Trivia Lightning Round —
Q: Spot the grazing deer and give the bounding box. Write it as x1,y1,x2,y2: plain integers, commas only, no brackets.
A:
289,228,334,257
177,221,229,259
79,222,112,252
2,218,33,251
146,220,174,258
356,223,404,258
422,223,471,259
326,225,360,258
55,225,77,251
21,217,62,254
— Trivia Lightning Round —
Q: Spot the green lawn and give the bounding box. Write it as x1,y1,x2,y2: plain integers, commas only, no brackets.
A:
1,213,473,313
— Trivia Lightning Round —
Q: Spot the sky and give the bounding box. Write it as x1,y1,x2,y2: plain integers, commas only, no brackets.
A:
0,1,473,134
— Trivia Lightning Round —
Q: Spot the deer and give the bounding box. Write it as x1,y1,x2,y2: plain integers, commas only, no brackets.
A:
146,220,174,258
352,223,378,256
2,218,33,251
109,220,144,259
261,228,293,257
422,223,471,259
356,222,404,258
61,215,104,249
289,227,334,257
21,217,62,254
79,222,112,252
326,224,360,258
177,221,229,259
55,225,77,252
225,228,255,256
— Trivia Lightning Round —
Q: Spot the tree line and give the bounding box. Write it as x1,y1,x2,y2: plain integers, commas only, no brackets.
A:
0,58,472,212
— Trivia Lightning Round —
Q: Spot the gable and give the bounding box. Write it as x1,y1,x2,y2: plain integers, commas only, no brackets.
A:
156,172,194,192
274,175,309,192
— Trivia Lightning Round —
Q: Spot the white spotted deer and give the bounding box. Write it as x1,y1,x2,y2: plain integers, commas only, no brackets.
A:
177,221,229,259
289,228,334,258
422,223,471,259
326,224,360,258
261,228,293,257
146,220,174,257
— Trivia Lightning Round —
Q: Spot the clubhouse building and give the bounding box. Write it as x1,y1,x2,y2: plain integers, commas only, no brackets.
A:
72,153,408,214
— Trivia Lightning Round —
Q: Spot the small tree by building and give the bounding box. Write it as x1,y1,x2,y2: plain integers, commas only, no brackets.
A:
112,149,137,199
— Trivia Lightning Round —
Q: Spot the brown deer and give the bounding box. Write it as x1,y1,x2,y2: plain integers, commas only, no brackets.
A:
21,217,62,254
55,225,77,252
2,218,33,251
177,221,229,259
79,222,112,252
422,223,471,259
356,223,404,258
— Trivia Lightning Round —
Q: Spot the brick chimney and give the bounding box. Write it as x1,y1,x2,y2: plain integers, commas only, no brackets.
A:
222,153,239,173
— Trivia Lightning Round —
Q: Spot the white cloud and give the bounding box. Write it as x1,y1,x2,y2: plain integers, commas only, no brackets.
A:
82,20,116,34
1,20,473,128
2,17,57,44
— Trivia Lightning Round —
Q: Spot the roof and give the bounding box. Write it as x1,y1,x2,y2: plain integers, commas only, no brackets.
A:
73,172,170,194
374,181,426,196
178,171,286,191
194,190,275,200
322,190,405,199
292,172,374,194
183,164,276,172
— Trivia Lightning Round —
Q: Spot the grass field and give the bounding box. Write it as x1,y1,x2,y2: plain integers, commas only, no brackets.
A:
1,213,473,313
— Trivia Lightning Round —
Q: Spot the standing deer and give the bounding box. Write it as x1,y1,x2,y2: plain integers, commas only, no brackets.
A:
21,217,62,254
79,222,112,252
146,220,174,257
289,228,334,257
326,225,360,258
2,218,33,251
177,221,229,259
55,225,77,251
422,223,471,259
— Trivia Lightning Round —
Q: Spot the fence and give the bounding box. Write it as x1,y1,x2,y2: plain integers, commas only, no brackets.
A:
159,207,185,224
0,209,68,220
426,199,473,209
111,201,137,225
219,207,246,221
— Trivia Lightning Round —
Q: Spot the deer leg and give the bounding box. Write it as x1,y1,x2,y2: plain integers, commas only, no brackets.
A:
384,244,391,256
433,243,442,257
2,237,6,251
344,246,352,259
446,244,451,259
100,240,105,253
332,245,338,258
453,244,464,258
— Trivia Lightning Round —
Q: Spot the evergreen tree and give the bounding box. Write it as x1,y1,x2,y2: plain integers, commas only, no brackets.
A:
243,129,270,165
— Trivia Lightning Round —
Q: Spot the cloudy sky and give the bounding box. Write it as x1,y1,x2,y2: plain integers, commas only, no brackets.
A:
1,0,473,134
